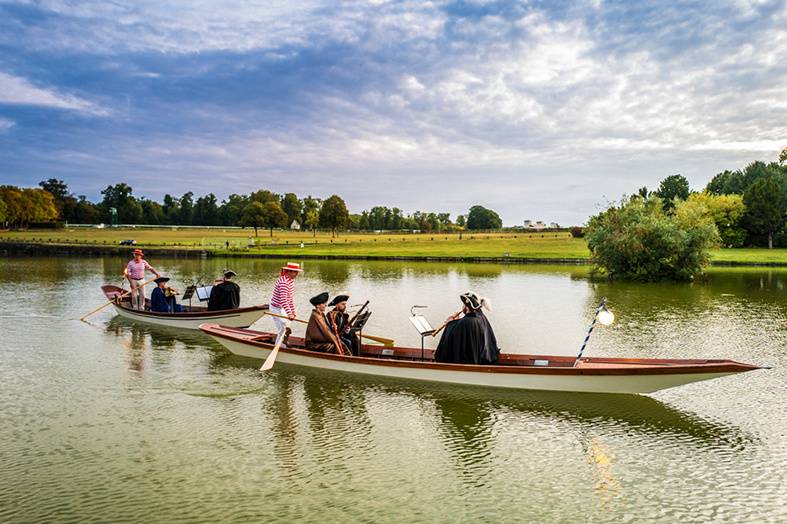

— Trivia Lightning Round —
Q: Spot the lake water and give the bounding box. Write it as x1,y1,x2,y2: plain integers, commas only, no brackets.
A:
0,256,785,523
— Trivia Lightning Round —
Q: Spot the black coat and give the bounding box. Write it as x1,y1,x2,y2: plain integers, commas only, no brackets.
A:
207,281,240,311
434,311,500,364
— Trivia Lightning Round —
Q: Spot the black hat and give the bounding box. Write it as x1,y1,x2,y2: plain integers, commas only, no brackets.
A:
460,292,482,310
224,269,237,278
310,292,329,306
154,277,170,284
328,294,350,307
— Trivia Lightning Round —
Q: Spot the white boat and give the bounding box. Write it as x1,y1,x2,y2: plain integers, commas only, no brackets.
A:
199,324,765,395
101,285,267,330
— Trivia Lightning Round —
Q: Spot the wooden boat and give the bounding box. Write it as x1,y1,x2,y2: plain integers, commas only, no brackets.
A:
199,324,765,395
101,285,267,330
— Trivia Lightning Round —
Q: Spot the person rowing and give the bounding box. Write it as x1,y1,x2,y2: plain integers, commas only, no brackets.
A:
269,262,302,346
434,292,500,364
123,249,160,311
305,292,349,355
208,269,240,311
326,293,358,355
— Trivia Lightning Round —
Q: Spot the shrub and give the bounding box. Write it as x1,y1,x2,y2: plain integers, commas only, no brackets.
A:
586,196,719,281
569,226,584,238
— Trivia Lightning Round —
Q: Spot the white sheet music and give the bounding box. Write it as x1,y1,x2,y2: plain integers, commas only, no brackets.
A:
409,315,434,335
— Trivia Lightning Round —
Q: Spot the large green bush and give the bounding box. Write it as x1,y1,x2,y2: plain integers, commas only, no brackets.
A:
586,196,719,281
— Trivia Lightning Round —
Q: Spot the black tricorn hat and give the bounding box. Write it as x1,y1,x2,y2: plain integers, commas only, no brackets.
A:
328,294,350,307
223,269,237,278
310,292,329,306
460,292,482,310
154,277,170,284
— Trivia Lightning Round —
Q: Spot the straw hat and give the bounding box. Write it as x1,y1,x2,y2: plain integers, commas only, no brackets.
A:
133,249,144,257
281,262,303,272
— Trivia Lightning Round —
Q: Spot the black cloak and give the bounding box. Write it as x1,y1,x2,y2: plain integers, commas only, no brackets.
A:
434,311,500,364
207,281,240,311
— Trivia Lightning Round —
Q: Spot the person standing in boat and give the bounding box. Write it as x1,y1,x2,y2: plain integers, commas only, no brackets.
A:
326,294,358,355
150,277,182,313
305,292,347,354
434,292,500,364
123,249,160,310
270,262,302,346
208,269,241,311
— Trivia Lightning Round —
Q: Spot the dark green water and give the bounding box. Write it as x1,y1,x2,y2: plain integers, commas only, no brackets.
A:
0,257,784,523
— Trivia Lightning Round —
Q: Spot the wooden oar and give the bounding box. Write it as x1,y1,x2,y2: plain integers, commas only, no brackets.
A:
260,323,288,371
80,276,158,321
263,311,395,347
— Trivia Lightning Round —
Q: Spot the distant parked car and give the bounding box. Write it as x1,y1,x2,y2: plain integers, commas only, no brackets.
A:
119,239,137,246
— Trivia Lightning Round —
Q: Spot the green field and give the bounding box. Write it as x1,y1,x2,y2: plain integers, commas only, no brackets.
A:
3,227,787,264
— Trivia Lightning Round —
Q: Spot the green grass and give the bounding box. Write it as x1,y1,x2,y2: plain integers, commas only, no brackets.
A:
5,227,787,263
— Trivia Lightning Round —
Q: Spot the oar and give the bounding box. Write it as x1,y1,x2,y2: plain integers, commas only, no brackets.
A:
80,276,158,321
260,323,289,371
263,311,395,346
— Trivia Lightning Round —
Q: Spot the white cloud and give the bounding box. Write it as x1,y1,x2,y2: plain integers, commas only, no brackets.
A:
0,72,108,115
0,117,14,131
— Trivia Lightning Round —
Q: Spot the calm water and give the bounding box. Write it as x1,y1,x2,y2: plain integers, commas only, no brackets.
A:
0,256,785,523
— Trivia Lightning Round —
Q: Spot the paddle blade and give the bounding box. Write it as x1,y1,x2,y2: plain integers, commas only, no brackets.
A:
260,331,286,371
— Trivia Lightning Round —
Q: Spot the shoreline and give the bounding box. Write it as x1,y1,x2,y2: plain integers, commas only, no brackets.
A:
3,241,787,267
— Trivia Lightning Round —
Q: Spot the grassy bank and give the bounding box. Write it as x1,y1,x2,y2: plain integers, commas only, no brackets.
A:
4,227,787,264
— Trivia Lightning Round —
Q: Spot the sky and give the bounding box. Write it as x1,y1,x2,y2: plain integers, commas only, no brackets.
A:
0,0,785,226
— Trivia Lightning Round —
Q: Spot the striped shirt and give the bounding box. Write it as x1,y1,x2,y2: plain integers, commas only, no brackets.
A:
126,259,155,280
270,274,296,316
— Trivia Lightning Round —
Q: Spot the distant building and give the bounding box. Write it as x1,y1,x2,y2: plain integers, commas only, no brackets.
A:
523,220,551,230
290,220,301,230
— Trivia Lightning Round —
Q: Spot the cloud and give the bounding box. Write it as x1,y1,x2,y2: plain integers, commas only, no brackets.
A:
0,117,14,131
0,72,108,115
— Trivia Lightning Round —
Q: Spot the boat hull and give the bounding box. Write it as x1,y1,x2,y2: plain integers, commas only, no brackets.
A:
201,325,761,395
113,305,266,329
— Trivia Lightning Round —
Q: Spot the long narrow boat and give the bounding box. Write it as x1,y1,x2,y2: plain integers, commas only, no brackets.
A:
199,324,765,395
101,285,267,330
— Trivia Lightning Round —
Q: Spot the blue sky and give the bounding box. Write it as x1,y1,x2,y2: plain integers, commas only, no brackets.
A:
0,0,785,225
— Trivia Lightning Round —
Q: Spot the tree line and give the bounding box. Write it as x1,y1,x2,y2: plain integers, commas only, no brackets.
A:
0,179,504,235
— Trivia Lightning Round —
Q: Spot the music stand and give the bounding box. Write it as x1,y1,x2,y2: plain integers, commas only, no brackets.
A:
350,311,372,354
182,285,196,309
409,315,435,361
195,285,212,302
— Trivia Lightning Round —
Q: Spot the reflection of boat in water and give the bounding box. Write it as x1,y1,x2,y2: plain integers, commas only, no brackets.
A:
199,325,765,395
101,284,267,329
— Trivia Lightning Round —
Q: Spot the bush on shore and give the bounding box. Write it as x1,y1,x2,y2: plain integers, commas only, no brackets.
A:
586,196,719,281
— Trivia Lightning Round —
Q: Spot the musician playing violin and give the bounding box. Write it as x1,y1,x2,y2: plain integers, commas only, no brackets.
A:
326,294,359,356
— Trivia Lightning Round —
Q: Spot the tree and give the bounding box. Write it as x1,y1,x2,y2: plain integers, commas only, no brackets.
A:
654,174,690,212
140,198,164,224
162,194,180,225
73,196,101,224
585,196,719,281
301,196,321,224
281,193,302,227
456,215,466,227
219,194,248,226
0,195,6,225
260,201,288,236
23,188,58,224
240,202,266,236
304,208,320,237
193,194,219,226
466,205,502,230
706,170,745,195
249,189,279,205
100,183,142,224
687,192,747,247
319,195,350,236
780,147,787,166
178,192,194,225
743,177,784,249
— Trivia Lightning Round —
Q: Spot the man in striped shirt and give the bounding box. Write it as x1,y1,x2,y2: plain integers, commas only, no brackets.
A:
123,249,160,310
270,262,303,345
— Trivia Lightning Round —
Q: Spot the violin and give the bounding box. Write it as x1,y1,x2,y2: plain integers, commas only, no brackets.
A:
165,286,180,298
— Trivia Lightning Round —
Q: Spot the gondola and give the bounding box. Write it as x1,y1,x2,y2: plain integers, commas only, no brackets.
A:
100,285,267,330
199,324,765,395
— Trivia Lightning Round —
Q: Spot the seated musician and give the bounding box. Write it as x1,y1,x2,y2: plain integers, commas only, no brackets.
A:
150,277,182,313
327,294,359,355
207,269,240,311
305,292,348,355
434,292,500,364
